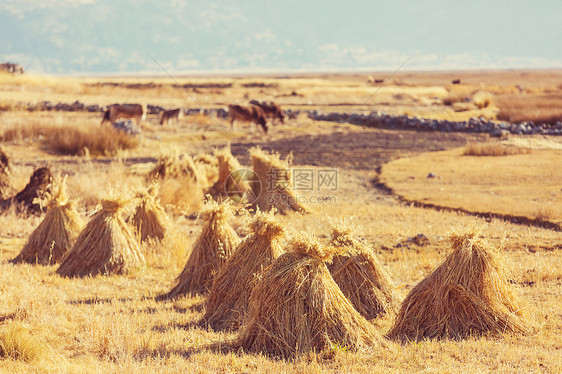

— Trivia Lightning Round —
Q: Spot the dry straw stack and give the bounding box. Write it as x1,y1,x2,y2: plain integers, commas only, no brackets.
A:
203,209,285,331
208,146,251,203
1,167,53,214
149,152,210,213
389,226,530,341
0,147,12,199
56,197,145,277
234,232,383,359
167,198,241,297
149,153,204,182
130,185,168,242
11,177,84,265
249,147,308,214
328,223,400,320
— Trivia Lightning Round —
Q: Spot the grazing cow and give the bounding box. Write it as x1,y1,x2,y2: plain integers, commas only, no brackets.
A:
228,104,268,133
451,79,461,85
0,62,24,74
101,103,147,125
160,108,184,125
249,100,285,125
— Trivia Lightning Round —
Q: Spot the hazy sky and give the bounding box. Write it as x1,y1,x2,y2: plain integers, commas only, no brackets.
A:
1,0,561,74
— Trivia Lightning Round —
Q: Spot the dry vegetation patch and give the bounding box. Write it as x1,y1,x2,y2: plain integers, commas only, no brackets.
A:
0,70,561,372
0,120,139,156
496,92,562,124
379,146,562,224
463,142,531,156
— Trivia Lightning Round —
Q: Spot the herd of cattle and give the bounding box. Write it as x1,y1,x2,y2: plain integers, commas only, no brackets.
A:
101,100,286,133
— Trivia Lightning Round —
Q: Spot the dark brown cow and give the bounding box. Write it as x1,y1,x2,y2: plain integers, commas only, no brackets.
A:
451,79,461,85
101,103,147,125
228,104,268,133
0,62,24,74
160,108,184,125
249,100,286,125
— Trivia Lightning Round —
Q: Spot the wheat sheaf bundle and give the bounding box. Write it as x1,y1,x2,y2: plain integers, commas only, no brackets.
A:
56,197,145,278
0,147,12,199
11,177,84,265
234,232,383,359
203,209,285,331
328,223,400,320
388,226,530,341
249,147,308,214
207,146,251,203
166,198,241,298
130,186,168,243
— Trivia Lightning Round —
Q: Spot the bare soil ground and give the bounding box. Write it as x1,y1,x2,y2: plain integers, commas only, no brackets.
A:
0,70,560,373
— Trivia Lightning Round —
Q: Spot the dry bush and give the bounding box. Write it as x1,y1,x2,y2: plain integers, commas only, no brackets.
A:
472,91,494,109
0,120,58,142
0,121,139,156
463,143,531,157
0,322,48,362
495,93,562,124
46,125,139,156
443,88,494,110
442,88,472,106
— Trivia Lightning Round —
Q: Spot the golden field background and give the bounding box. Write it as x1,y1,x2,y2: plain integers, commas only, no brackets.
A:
0,69,560,373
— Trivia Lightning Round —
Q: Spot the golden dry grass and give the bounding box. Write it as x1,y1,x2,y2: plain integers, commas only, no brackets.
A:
0,119,139,156
0,70,561,373
463,143,531,156
496,92,562,124
379,146,562,224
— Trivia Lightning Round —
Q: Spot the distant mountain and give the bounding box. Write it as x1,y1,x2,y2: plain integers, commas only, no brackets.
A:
1,0,561,75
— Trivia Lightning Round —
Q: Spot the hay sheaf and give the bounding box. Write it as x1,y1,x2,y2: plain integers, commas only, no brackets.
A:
149,153,210,214
0,147,12,199
328,223,400,320
1,167,53,214
203,209,285,331
56,199,145,278
249,147,308,214
234,233,383,359
207,146,251,203
148,153,206,183
11,178,84,265
388,226,530,341
130,186,168,242
166,198,241,297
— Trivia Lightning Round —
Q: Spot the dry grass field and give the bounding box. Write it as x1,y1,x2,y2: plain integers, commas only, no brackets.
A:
0,69,561,373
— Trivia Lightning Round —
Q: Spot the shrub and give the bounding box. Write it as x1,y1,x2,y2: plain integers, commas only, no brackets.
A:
0,322,47,362
46,126,139,156
463,143,530,157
